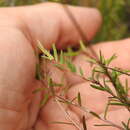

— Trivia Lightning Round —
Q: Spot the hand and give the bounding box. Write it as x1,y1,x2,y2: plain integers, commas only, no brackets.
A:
0,2,129,130
46,39,130,130
0,2,101,130
65,39,130,130
41,6,130,130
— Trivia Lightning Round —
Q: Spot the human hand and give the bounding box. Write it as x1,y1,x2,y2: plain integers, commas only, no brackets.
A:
39,40,130,130
1,2,130,130
64,39,130,130
45,38,130,130
0,2,101,130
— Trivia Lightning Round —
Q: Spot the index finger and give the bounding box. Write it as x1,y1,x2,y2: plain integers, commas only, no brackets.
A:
4,2,102,49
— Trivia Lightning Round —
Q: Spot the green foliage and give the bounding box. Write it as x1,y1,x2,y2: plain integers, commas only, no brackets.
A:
35,43,130,129
94,0,130,42
1,0,130,129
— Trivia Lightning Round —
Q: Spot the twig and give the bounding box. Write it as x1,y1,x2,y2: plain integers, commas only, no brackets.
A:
55,98,83,130
56,96,124,130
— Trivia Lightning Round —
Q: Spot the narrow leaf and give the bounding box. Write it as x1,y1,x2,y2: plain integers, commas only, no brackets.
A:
41,55,53,60
66,60,77,73
91,84,106,91
127,118,130,129
94,124,113,127
37,41,54,60
54,64,64,70
58,99,72,105
99,50,105,64
64,51,79,57
33,87,44,93
77,92,82,106
82,116,87,130
35,63,42,80
51,121,74,126
90,111,101,119
60,50,64,64
109,102,129,106
87,58,97,64
104,101,110,119
52,44,58,62
122,121,127,129
48,78,55,96
40,94,49,107
125,79,129,95
106,54,117,65
80,40,86,51
79,67,84,76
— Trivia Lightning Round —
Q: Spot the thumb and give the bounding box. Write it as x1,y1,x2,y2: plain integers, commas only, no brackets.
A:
9,2,102,49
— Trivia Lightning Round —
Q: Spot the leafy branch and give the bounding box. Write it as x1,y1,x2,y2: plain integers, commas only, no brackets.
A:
35,41,130,130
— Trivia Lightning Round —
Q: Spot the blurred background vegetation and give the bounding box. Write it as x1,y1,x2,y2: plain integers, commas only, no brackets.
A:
0,0,130,43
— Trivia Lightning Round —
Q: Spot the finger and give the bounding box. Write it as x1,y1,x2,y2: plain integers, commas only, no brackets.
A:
6,2,102,49
87,108,130,130
66,38,130,85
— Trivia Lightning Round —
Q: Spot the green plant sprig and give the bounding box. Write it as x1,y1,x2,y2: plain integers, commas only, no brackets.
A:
36,41,130,130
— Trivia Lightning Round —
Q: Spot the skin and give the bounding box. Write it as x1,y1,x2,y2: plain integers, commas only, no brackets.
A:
0,2,130,130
